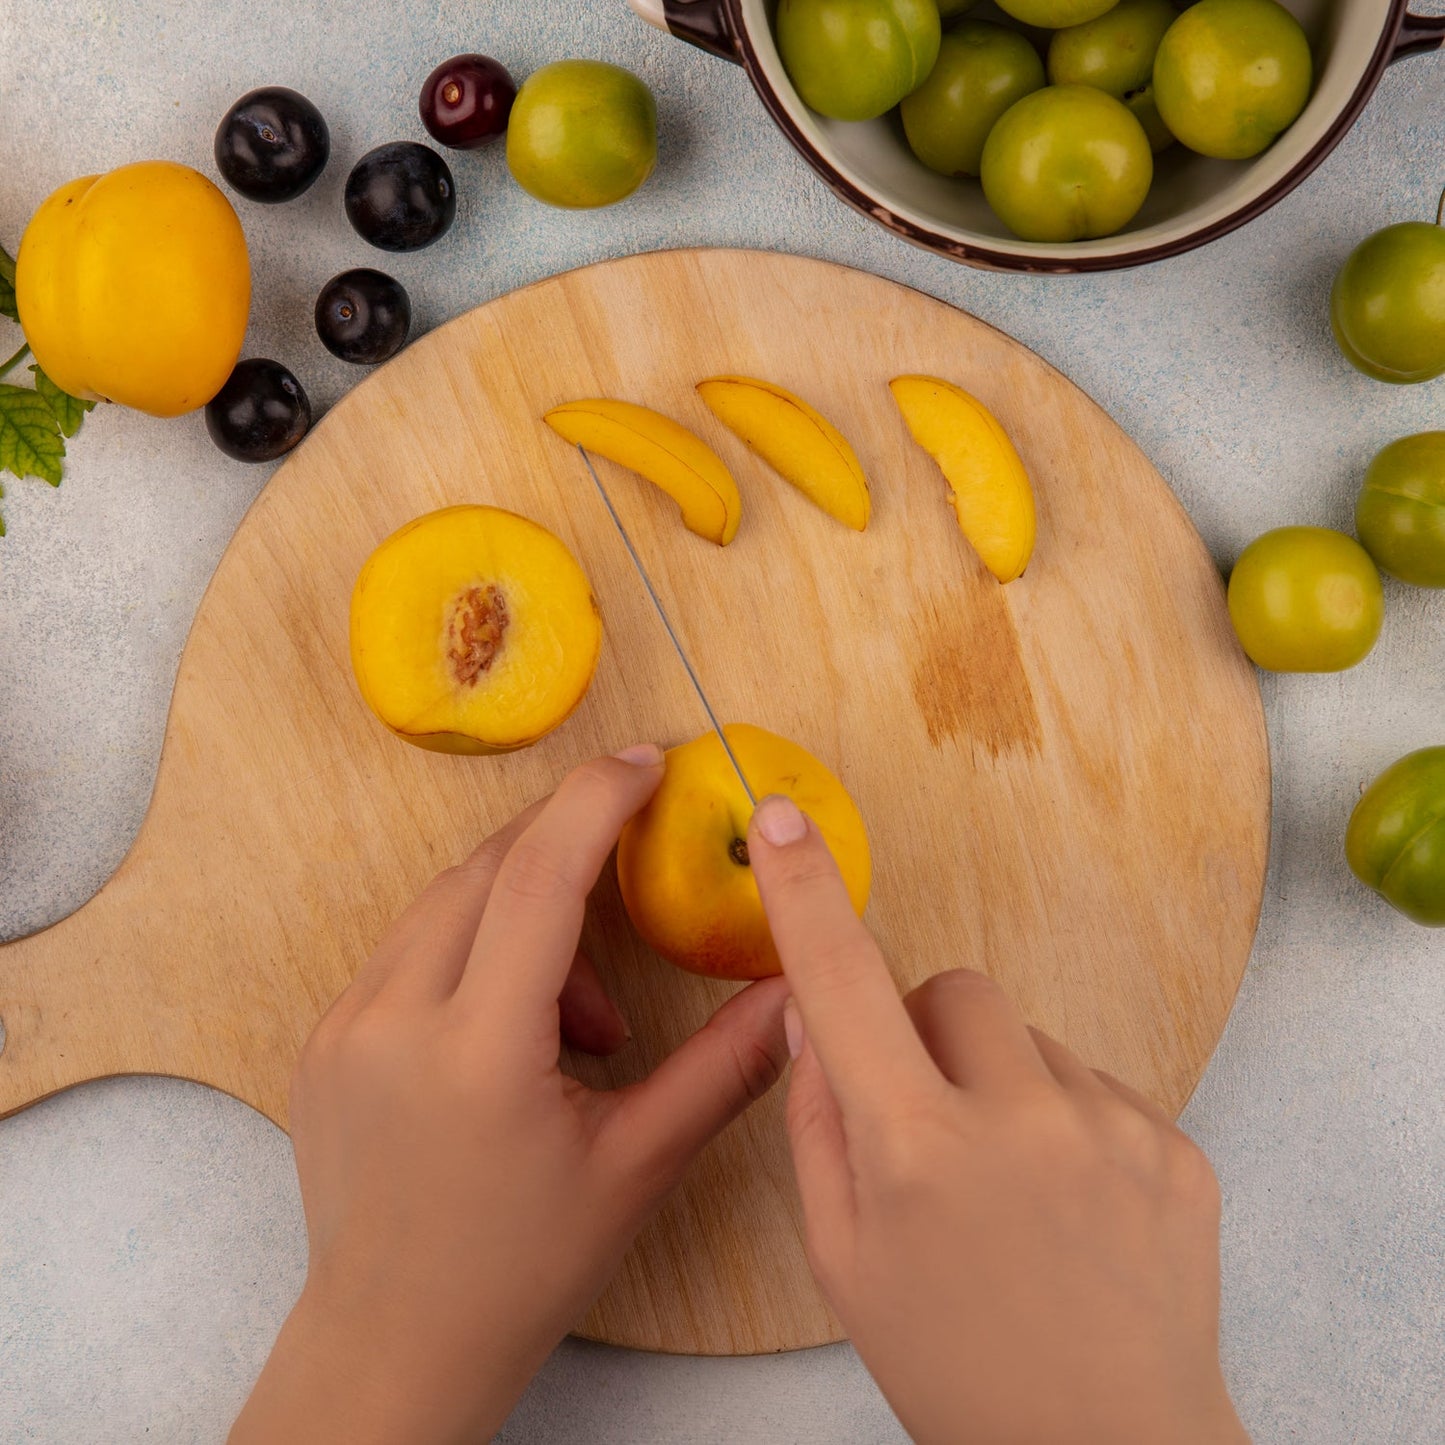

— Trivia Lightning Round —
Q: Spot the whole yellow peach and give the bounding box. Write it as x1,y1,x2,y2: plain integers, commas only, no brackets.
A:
617,724,871,979
16,161,251,417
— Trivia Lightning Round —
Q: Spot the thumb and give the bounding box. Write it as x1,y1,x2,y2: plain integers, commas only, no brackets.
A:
604,976,790,1201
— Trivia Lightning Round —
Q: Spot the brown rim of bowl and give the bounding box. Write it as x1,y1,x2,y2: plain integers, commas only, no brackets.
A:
729,0,1427,275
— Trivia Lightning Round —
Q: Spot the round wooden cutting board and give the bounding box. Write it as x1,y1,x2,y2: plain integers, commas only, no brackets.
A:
0,248,1268,1354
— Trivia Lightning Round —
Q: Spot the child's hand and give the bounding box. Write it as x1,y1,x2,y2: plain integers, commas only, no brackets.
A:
231,747,790,1445
747,794,1249,1445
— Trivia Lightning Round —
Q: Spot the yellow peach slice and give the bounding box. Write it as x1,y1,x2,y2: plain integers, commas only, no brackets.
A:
617,724,871,979
889,375,1037,583
696,375,870,531
349,505,602,754
543,398,742,546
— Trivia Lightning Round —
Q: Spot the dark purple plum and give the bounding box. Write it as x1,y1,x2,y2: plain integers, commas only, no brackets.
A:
344,142,456,252
205,359,311,462
315,269,412,365
214,87,329,203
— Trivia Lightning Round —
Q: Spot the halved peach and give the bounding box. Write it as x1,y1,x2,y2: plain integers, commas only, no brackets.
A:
349,505,602,754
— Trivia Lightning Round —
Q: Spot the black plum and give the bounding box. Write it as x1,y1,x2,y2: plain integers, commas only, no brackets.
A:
205,359,311,462
315,268,412,365
420,54,516,149
214,87,330,203
344,142,456,252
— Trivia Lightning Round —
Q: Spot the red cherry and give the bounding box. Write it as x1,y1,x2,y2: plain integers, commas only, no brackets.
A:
420,54,517,149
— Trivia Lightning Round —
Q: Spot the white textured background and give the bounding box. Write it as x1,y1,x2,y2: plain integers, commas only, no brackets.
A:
2,2,1444,1440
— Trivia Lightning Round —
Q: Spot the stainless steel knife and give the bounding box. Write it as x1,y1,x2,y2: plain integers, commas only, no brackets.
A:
576,444,756,805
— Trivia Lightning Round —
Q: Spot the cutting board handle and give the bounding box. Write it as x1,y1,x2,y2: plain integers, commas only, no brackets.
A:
0,879,238,1120
0,901,125,1117
1,869,299,1126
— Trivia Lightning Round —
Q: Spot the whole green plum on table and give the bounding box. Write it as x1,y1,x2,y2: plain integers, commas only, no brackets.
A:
1347,748,1445,926
505,60,656,208
980,84,1152,242
1331,200,1445,384
996,0,1121,28
1355,433,1445,586
1226,526,1383,672
1153,0,1312,159
776,0,941,122
1047,0,1177,152
901,23,1045,177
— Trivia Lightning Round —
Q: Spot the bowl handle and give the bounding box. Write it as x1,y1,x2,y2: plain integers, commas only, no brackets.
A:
627,0,742,62
1392,9,1445,60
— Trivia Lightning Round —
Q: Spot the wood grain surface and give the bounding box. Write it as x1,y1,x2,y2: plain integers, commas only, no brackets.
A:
0,249,1269,1354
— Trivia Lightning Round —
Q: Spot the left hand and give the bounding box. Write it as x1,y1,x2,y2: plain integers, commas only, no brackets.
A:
230,744,790,1445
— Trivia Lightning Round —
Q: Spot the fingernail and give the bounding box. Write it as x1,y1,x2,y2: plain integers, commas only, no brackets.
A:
753,794,807,847
784,998,805,1060
613,742,664,766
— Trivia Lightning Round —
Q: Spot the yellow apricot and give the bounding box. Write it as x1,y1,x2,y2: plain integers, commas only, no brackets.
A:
16,161,251,417
617,724,871,979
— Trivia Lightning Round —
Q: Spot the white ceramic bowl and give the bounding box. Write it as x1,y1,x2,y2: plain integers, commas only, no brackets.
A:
632,0,1444,272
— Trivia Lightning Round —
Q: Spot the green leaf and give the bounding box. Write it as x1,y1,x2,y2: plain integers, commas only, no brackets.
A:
0,383,64,487
30,365,94,439
0,244,15,324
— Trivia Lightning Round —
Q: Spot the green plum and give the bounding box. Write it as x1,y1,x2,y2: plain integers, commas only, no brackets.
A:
1331,196,1445,384
1226,526,1383,672
1153,0,1312,160
1047,0,1177,152
901,23,1045,177
1347,748,1445,927
996,0,1121,27
506,60,656,208
1355,433,1445,586
936,0,978,16
980,84,1152,243
776,0,941,122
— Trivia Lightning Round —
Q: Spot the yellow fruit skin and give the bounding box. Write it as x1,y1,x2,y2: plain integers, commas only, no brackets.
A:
349,506,603,754
697,375,870,531
15,161,251,417
12,176,99,401
544,398,742,545
889,375,1037,583
617,724,871,979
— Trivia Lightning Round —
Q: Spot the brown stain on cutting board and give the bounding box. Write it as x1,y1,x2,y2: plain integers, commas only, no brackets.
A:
910,584,1041,755
0,249,1269,1358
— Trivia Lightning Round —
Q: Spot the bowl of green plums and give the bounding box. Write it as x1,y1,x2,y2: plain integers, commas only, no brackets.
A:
631,0,1443,271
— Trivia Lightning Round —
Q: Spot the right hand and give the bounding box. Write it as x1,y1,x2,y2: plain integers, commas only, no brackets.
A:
747,793,1250,1445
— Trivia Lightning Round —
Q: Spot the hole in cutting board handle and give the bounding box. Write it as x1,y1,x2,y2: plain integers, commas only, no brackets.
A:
0,1015,7,1059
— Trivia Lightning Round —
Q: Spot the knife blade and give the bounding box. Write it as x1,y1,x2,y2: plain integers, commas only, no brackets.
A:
577,444,756,806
